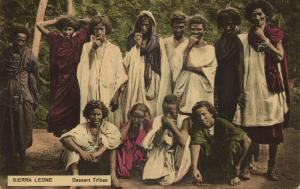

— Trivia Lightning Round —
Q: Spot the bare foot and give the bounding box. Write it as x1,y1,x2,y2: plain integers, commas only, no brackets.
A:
230,176,241,186
111,175,122,189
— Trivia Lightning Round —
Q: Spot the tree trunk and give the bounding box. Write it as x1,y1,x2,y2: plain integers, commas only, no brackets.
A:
32,0,48,59
67,0,75,16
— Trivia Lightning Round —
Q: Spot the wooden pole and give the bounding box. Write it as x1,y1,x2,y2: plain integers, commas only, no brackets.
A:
67,0,75,16
32,0,48,59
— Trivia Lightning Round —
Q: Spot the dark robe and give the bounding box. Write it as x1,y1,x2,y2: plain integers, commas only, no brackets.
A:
215,34,244,121
47,27,89,134
0,46,39,169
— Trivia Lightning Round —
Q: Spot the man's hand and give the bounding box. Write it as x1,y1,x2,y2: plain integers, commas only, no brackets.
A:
134,32,142,48
119,82,127,92
192,168,203,183
110,92,119,112
161,116,175,128
79,150,94,162
254,27,267,41
188,36,199,48
237,92,245,109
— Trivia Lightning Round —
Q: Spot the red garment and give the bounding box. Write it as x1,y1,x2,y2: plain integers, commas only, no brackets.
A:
47,27,89,133
248,25,289,94
242,123,283,144
116,120,152,177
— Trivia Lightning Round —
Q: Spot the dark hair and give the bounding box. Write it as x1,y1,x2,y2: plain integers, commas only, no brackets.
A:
163,95,179,106
83,100,109,120
55,16,80,31
133,14,154,33
217,7,241,28
245,0,273,23
11,24,30,41
171,11,188,26
89,15,112,34
191,101,217,123
188,14,207,30
128,103,151,119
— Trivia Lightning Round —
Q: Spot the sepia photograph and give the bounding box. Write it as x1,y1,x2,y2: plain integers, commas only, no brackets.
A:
0,0,299,188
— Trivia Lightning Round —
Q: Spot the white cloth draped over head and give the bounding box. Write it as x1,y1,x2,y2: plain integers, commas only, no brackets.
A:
142,115,191,185
123,11,172,119
173,44,217,113
233,34,288,127
77,40,127,125
60,121,121,170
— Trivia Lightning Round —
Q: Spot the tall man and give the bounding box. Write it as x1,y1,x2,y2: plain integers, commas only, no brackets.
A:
215,7,244,121
233,0,289,181
164,11,189,90
0,25,39,173
142,95,191,185
124,11,172,118
37,16,90,136
77,15,127,126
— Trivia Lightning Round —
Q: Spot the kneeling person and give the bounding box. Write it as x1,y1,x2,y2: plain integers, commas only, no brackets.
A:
116,103,152,177
189,101,251,186
60,100,121,175
142,95,191,185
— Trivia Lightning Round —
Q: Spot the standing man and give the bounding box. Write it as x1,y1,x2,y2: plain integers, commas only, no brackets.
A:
77,15,127,126
174,15,217,114
37,16,90,137
233,0,289,181
164,11,189,90
142,95,191,185
0,25,39,173
215,7,244,121
124,10,172,118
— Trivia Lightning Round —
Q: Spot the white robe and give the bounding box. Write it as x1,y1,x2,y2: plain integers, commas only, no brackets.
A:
142,115,191,185
123,39,172,119
60,121,121,170
164,36,189,88
77,41,127,125
173,44,217,113
233,34,288,127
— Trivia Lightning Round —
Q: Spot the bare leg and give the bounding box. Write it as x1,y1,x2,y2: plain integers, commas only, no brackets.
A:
71,163,79,175
237,135,251,180
110,150,121,188
267,143,279,181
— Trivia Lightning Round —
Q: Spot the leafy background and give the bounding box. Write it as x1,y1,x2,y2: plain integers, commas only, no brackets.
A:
0,0,299,129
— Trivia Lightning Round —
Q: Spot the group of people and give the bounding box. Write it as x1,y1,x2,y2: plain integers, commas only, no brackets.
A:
0,0,289,188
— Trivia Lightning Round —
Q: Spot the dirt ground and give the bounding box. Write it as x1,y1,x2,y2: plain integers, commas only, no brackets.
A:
0,128,300,189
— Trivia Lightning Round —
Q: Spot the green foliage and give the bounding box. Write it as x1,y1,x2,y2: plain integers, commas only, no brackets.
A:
0,0,299,128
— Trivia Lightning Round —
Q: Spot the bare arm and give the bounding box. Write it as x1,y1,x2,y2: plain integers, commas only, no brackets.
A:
36,18,59,36
170,118,190,147
120,122,131,143
191,144,203,182
255,27,284,61
235,134,251,170
61,136,94,162
92,145,108,158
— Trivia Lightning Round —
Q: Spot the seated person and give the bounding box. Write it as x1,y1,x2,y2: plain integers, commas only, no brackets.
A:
60,100,121,176
188,101,251,186
142,95,191,185
116,103,152,177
